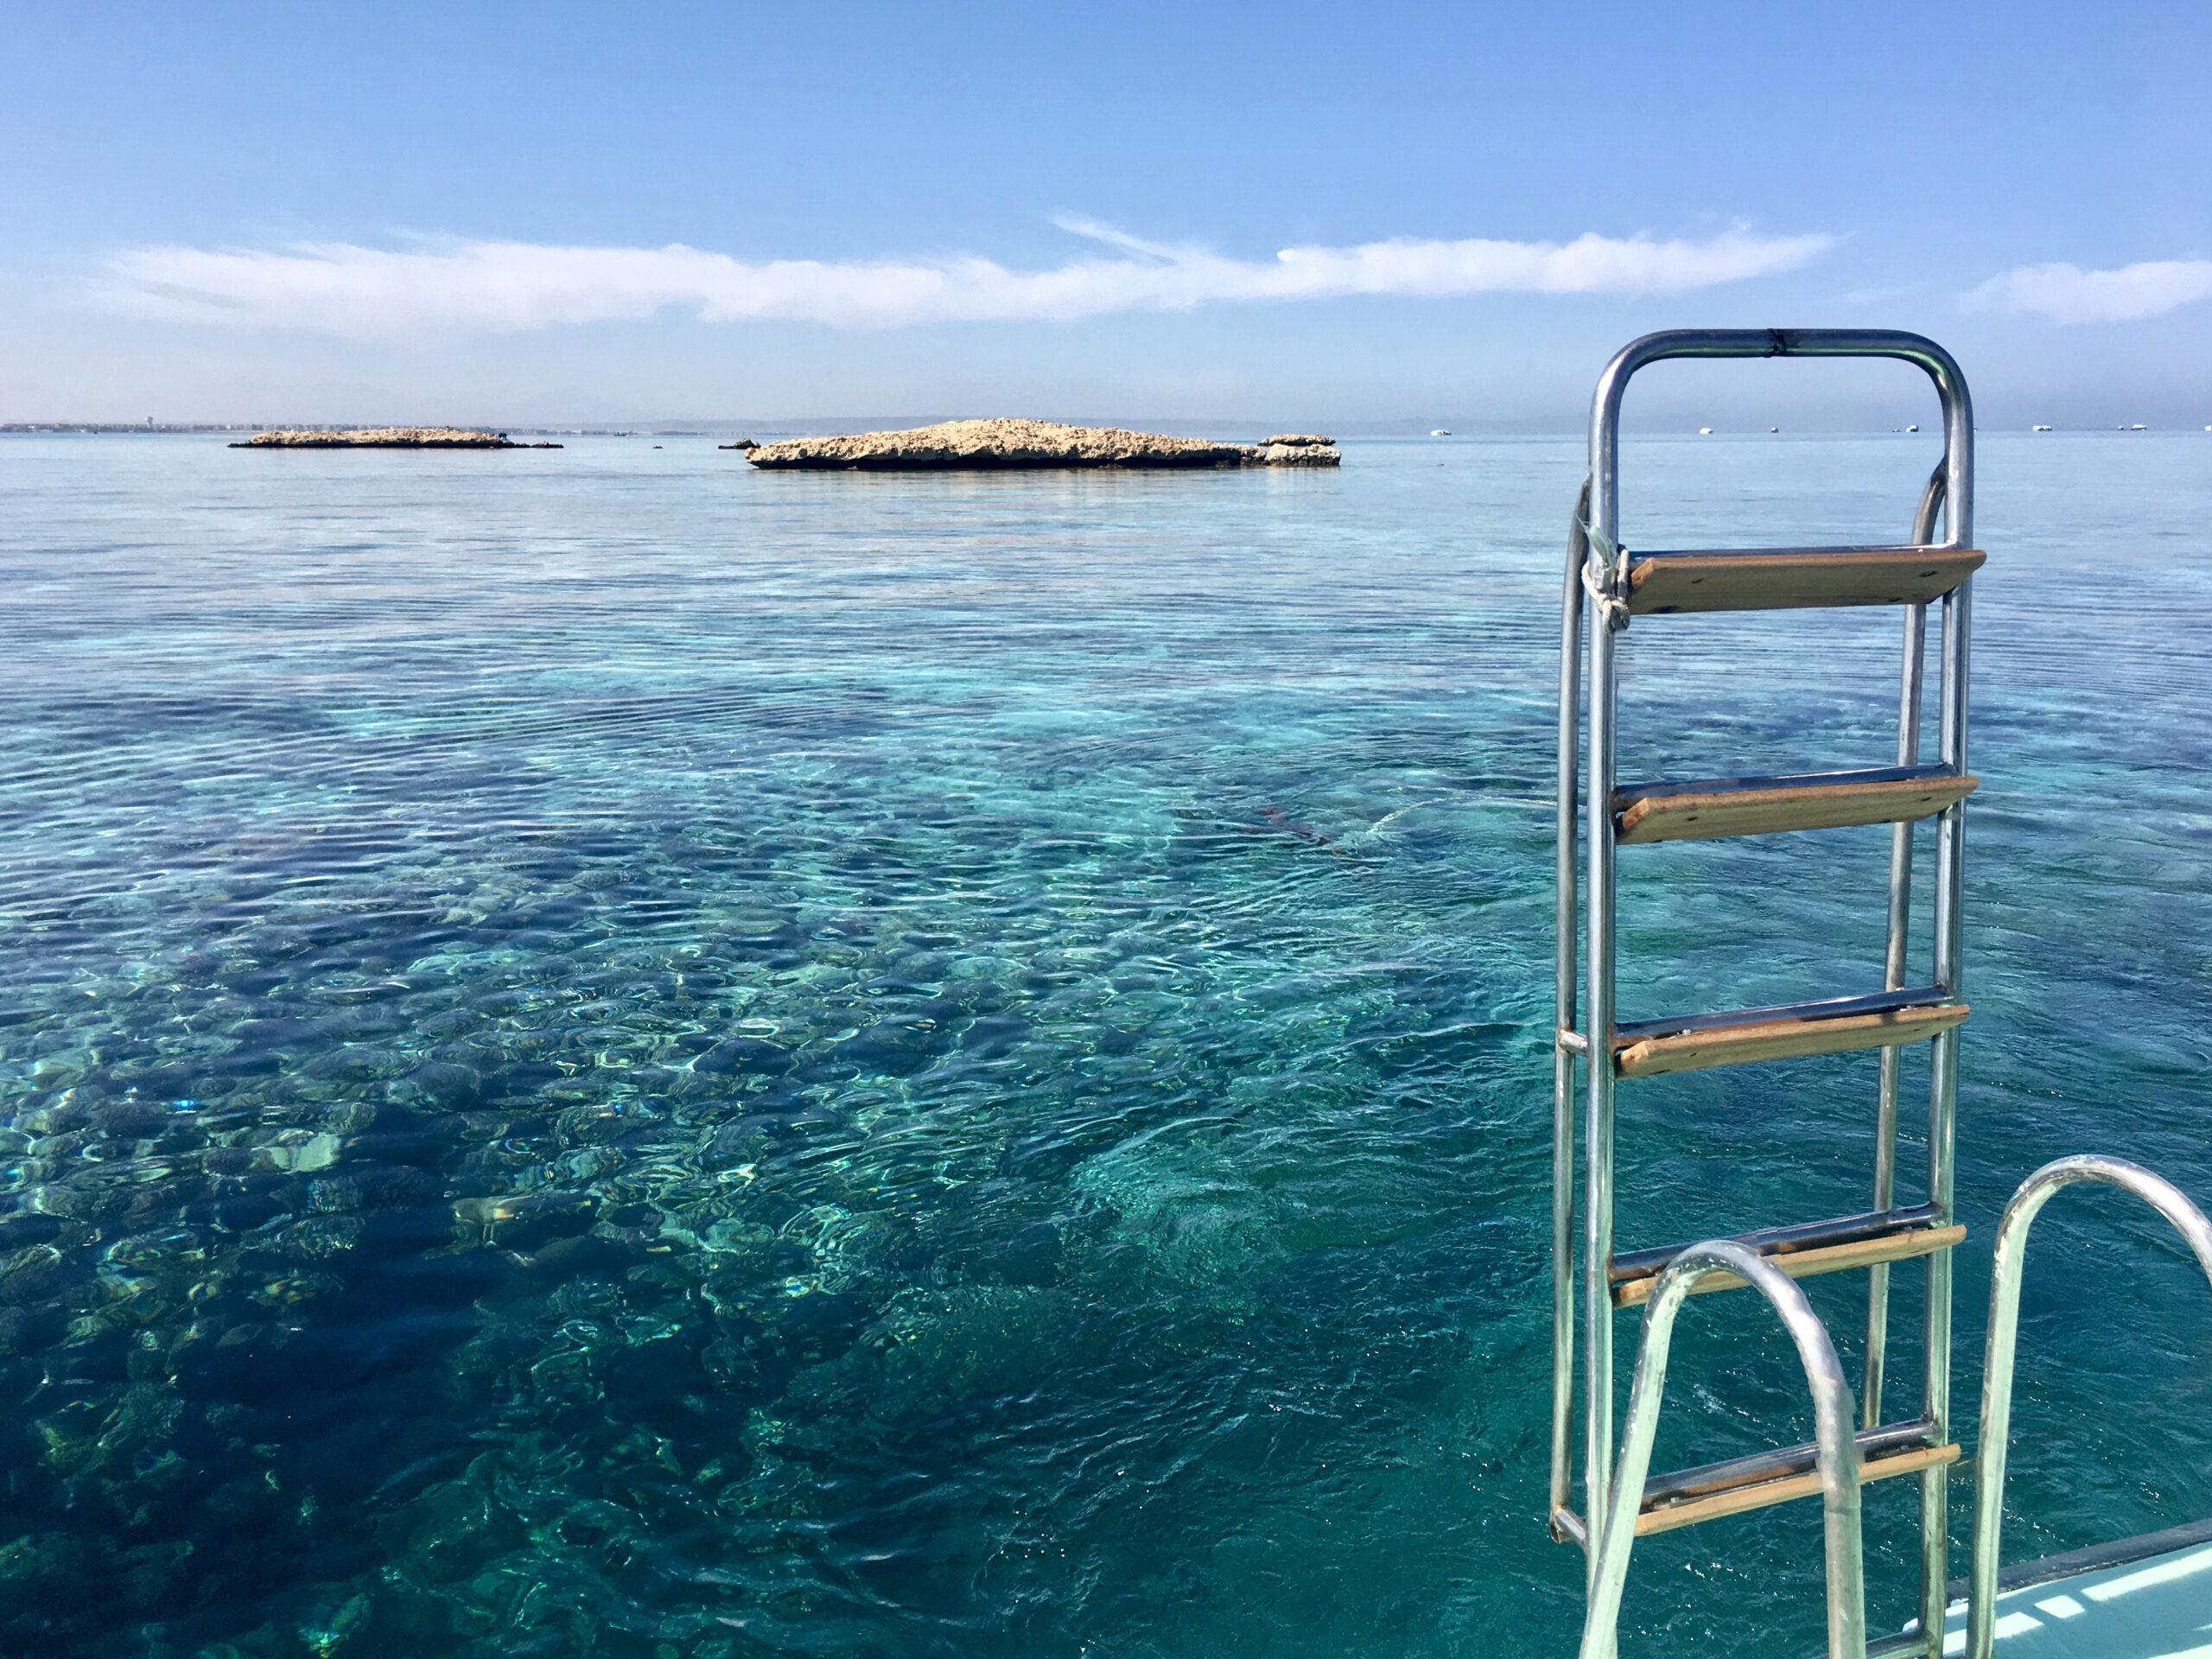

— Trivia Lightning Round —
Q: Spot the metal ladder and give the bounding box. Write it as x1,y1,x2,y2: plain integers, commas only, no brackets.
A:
1550,330,1982,1655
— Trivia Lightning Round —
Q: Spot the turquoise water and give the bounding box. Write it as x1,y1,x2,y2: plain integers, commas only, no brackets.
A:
1,430,2209,1658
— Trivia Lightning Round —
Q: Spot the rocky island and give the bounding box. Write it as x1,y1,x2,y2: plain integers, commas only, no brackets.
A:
230,427,561,448
741,419,1338,470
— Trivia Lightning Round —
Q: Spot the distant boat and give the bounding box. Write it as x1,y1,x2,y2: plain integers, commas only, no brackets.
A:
1430,429,1451,436
1699,427,1713,435
2133,423,2148,431
2033,424,2054,432
1770,426,1779,433
1906,423,1919,433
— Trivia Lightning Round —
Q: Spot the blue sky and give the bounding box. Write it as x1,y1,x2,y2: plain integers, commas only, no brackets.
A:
3,1,2209,427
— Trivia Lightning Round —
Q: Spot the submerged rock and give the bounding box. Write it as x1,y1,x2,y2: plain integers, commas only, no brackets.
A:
230,428,552,449
743,418,1339,471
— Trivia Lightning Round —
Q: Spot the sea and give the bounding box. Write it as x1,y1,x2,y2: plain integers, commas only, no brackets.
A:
1,429,2209,1659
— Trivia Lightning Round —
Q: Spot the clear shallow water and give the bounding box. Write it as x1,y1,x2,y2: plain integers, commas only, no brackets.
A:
0,429,2209,1659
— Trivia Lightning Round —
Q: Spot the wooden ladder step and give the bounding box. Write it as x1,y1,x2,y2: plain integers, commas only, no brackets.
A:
1636,1421,1961,1535
1615,765,1977,845
1612,988,1968,1078
1625,545,1985,614
1609,1204,1963,1309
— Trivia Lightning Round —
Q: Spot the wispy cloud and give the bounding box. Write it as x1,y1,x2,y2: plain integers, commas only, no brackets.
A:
102,219,1833,337
1966,257,2212,323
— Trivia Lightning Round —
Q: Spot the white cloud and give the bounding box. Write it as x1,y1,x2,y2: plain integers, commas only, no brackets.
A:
1966,258,2212,323
102,220,1833,338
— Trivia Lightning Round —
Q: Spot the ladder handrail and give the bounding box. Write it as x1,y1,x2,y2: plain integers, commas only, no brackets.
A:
1581,1238,1866,1659
1551,477,1591,1535
1586,329,1974,555
1966,1155,2212,1659
1866,461,1944,1428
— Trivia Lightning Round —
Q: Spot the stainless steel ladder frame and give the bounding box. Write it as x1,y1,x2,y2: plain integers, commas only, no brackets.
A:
1552,330,1975,1647
1966,1156,2212,1659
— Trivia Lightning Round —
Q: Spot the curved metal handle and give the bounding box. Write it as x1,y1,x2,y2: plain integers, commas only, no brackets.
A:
1580,1239,1866,1659
1586,327,1974,554
1967,1155,2212,1659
